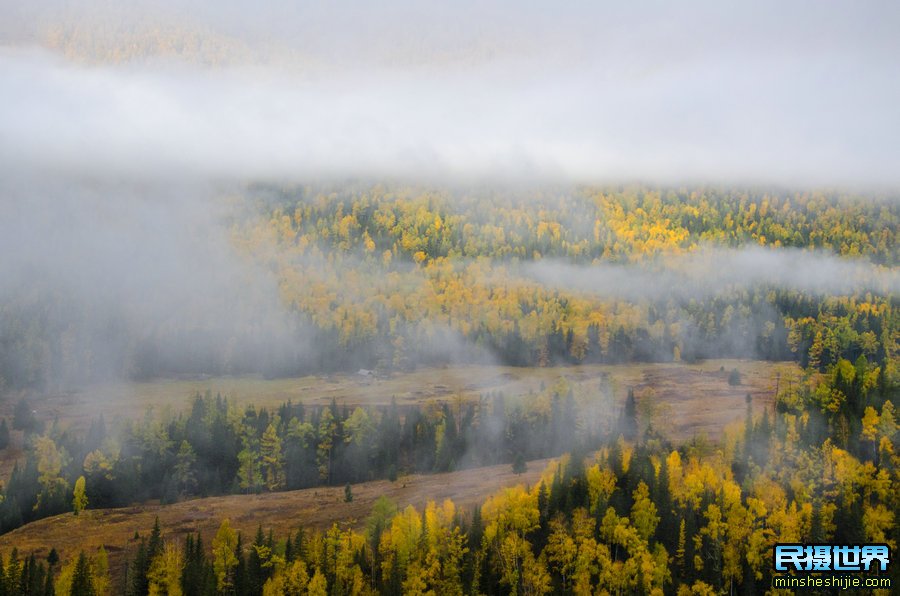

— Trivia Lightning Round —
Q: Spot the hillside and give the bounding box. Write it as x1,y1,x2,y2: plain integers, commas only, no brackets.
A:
0,456,551,583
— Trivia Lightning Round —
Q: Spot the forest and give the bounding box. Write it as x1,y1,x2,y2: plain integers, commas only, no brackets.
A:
0,185,896,594
3,2,899,594
2,186,896,387
0,350,895,595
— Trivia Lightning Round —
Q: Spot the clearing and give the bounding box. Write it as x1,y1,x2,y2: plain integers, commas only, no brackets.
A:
0,359,800,479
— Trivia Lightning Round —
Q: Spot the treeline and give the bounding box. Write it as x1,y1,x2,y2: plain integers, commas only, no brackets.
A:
257,184,898,264
0,548,57,595
28,356,898,595
0,380,614,535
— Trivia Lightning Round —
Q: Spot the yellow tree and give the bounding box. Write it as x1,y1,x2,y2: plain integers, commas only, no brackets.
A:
73,475,88,515
482,486,545,595
307,569,328,596
260,422,284,491
212,519,239,592
33,435,69,512
630,481,659,542
93,546,110,596
422,500,466,595
380,505,423,582
148,542,183,596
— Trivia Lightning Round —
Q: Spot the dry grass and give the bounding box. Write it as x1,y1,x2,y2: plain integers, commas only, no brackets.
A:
4,359,792,431
0,359,797,479
0,359,799,585
0,457,551,583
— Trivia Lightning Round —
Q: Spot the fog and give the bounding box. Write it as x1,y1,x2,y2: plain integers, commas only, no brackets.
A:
1,2,898,389
0,177,311,388
523,246,900,302
1,1,899,186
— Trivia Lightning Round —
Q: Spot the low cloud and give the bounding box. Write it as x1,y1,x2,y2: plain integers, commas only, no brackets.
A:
1,1,899,187
523,246,900,301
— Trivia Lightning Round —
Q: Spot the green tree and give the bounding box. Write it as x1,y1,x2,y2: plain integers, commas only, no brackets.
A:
622,388,638,440
69,552,96,596
512,453,526,475
317,409,337,483
0,418,10,449
173,440,198,497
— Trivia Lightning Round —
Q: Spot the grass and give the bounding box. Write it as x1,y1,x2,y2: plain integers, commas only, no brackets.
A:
6,359,793,432
0,359,798,479
0,358,800,584
0,456,551,584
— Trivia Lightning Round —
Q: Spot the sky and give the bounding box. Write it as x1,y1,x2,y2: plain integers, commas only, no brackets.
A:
1,0,899,186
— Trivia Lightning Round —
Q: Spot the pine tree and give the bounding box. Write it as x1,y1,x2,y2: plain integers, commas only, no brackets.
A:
653,457,675,549
247,526,266,596
512,452,526,475
69,552,95,596
127,540,148,596
148,517,163,561
233,534,247,596
0,418,10,450
44,566,55,596
622,388,638,441
174,441,198,497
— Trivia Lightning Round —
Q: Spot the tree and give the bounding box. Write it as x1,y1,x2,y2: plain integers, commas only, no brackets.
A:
237,446,263,494
512,453,526,475
317,408,337,484
92,547,110,596
73,476,88,516
247,526,272,596
147,542,183,596
272,559,310,595
173,441,198,497
260,423,284,491
33,435,70,515
630,481,659,542
344,483,353,503
213,519,239,592
0,418,10,449
622,389,638,440
69,552,96,596
307,569,328,596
